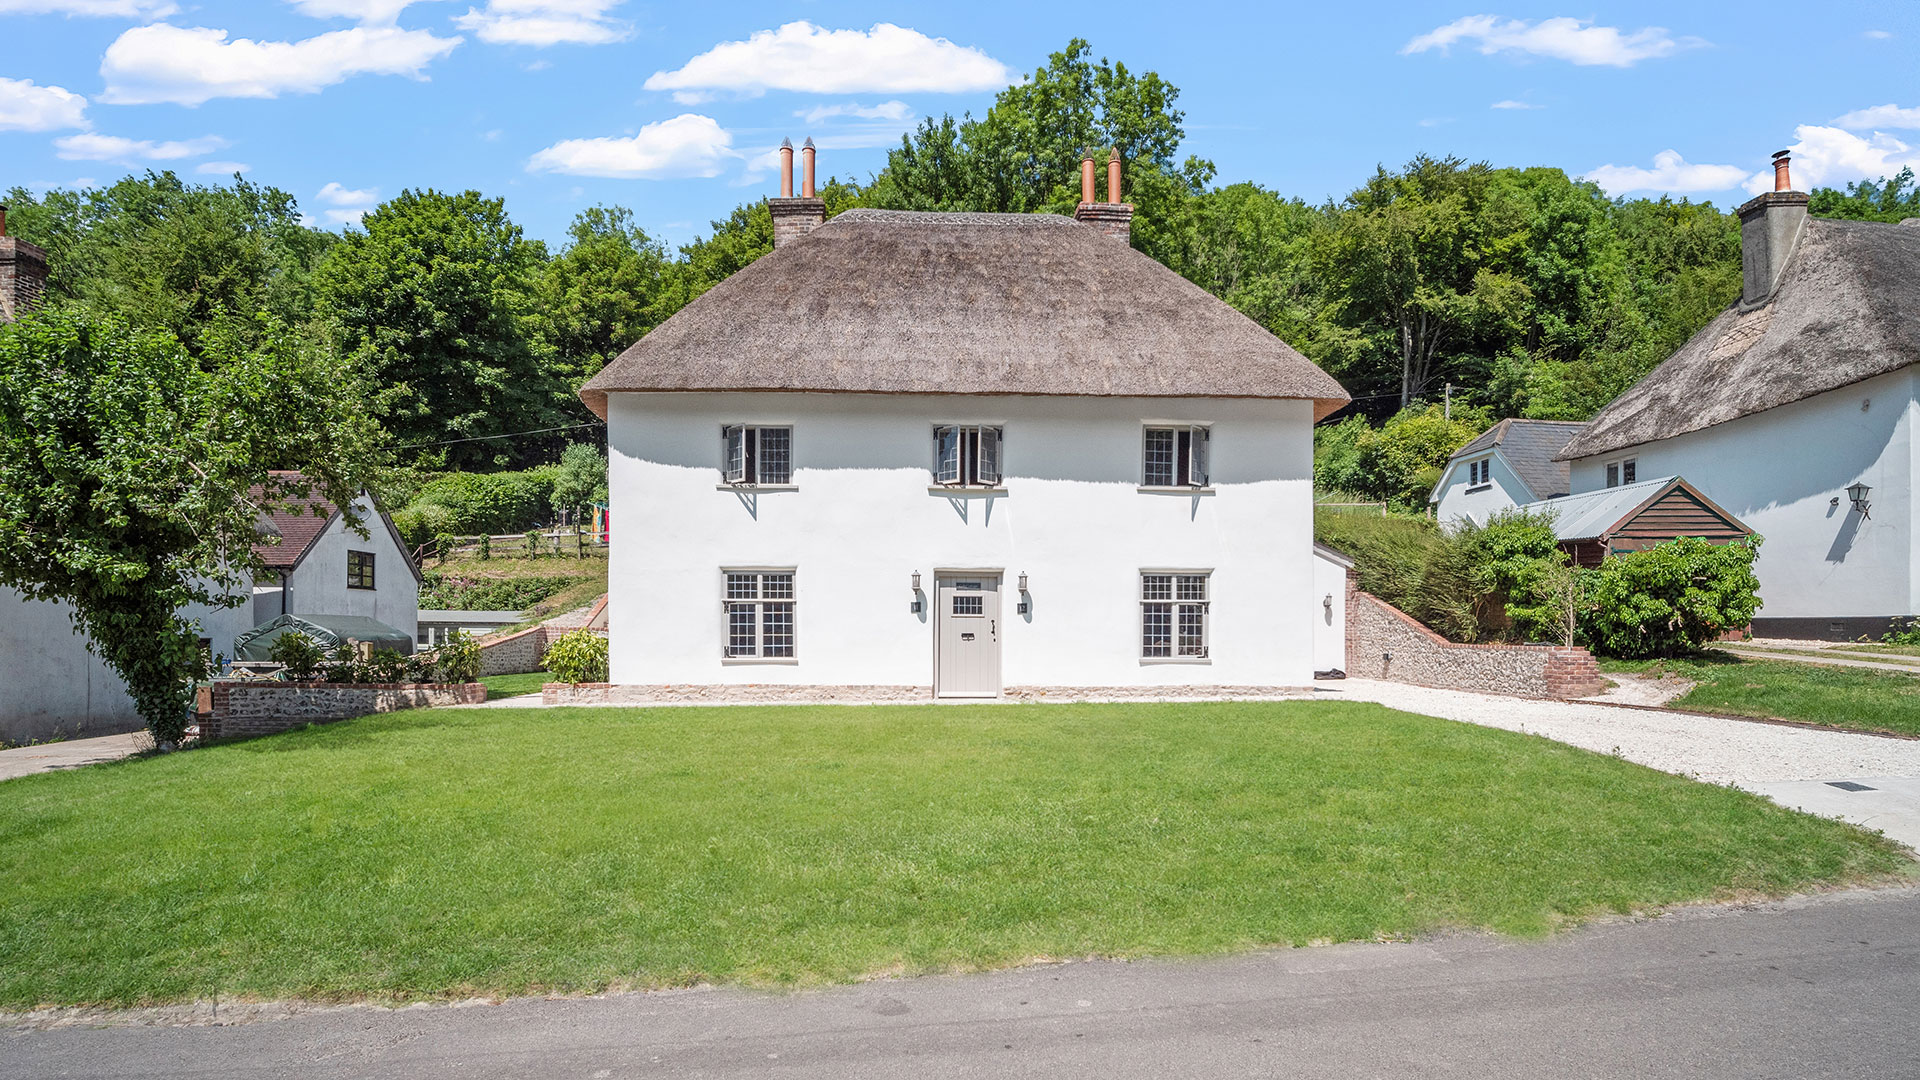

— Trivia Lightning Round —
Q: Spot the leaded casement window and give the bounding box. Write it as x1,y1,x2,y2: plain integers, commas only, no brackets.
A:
1468,458,1490,486
1141,572,1210,659
722,570,796,660
1142,425,1210,488
347,550,376,590
721,425,793,486
932,425,1003,487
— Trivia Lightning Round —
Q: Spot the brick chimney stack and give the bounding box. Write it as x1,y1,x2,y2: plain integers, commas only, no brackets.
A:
1073,148,1134,245
1736,149,1809,307
769,137,826,248
0,205,50,323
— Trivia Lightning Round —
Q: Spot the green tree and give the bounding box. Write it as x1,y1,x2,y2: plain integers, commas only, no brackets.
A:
1810,168,1920,223
1326,403,1490,507
314,189,564,467
1581,537,1763,658
671,178,866,303
0,310,386,744
538,206,673,384
549,442,608,522
2,172,335,352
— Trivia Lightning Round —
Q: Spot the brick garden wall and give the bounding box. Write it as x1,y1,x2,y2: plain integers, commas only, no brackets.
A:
477,626,549,676
203,681,486,739
1344,575,1606,699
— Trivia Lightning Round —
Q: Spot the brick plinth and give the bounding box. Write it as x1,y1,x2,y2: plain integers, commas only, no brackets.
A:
1072,202,1133,244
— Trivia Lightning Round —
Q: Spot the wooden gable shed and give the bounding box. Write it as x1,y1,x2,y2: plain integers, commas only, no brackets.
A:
1519,476,1753,568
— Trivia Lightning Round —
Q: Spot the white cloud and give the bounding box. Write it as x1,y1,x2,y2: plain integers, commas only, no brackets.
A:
54,132,230,161
645,21,1010,100
1741,125,1920,195
1490,99,1543,110
1864,29,1892,40
0,0,176,16
1835,103,1920,130
195,160,251,175
1402,16,1701,67
287,0,440,25
1582,150,1749,195
0,77,90,132
99,23,462,106
315,181,380,225
527,113,735,178
798,99,912,125
454,1,629,46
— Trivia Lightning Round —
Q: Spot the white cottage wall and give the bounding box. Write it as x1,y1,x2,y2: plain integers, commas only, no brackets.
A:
1311,550,1347,673
606,392,1317,691
281,495,420,641
1567,368,1916,624
1432,452,1532,530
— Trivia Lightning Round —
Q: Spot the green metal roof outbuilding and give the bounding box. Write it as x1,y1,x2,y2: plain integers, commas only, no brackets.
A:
233,614,416,662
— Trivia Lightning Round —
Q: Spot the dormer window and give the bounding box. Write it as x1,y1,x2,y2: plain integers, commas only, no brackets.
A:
722,425,792,486
933,425,1002,488
1467,459,1491,486
1143,425,1210,488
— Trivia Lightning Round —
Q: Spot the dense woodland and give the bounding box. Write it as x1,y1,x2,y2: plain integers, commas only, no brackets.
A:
7,40,1917,488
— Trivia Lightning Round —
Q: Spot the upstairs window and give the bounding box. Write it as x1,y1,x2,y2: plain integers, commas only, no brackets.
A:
933,425,1002,487
1468,459,1487,486
1143,425,1210,488
723,570,796,660
347,550,376,590
722,425,792,486
1141,572,1210,659
1605,458,1637,488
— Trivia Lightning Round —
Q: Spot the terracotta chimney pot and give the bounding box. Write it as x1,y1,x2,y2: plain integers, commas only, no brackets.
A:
1080,152,1096,205
1107,151,1122,203
778,138,794,198
801,137,816,199
1772,150,1792,193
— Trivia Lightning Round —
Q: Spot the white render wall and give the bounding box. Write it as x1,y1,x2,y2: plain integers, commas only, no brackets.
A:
1432,451,1531,530
1311,549,1347,673
1567,368,1916,620
281,495,420,642
606,392,1318,690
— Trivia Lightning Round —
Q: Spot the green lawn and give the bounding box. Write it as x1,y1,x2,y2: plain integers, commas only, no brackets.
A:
1604,651,1920,736
479,671,551,699
0,701,1904,1008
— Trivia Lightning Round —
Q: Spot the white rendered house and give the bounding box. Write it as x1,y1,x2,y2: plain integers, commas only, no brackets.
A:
1558,152,1920,638
248,482,422,645
1430,418,1587,529
577,153,1349,698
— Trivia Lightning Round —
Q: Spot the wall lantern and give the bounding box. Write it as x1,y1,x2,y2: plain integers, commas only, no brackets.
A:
910,571,923,613
1017,572,1030,615
1848,482,1873,519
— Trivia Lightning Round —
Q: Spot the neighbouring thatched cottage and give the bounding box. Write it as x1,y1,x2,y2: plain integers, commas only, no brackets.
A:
1558,151,1920,638
576,146,1349,698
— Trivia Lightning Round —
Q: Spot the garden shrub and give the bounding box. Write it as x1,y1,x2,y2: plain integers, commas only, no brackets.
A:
1580,536,1763,658
390,502,454,550
267,631,325,681
399,468,559,539
359,648,410,684
1313,405,1491,508
1458,509,1568,642
543,629,608,684
419,573,575,610
435,630,482,682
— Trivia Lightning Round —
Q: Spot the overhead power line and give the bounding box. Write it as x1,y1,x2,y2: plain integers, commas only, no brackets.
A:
390,420,605,450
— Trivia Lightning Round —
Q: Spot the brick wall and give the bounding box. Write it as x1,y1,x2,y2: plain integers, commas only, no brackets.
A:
768,197,826,248
477,625,549,676
539,683,1315,706
1,236,49,322
1344,573,1607,699
203,681,486,739
1071,202,1133,244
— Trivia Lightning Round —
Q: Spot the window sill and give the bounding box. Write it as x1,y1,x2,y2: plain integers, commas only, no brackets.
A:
1137,486,1215,495
1465,484,1492,494
1140,657,1212,665
346,585,377,591
717,484,798,492
928,486,1008,496
722,656,799,665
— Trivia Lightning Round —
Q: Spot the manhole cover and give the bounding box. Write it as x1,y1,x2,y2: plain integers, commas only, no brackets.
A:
1826,781,1877,792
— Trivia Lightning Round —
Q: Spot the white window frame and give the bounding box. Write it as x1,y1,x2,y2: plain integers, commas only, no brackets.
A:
1467,457,1492,488
1141,425,1211,489
721,568,798,663
931,425,1004,488
721,425,794,487
1140,570,1211,662
1604,457,1637,488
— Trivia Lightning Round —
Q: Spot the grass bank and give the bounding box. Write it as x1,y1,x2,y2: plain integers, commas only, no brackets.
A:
479,671,550,699
1604,651,1920,736
0,701,1902,1008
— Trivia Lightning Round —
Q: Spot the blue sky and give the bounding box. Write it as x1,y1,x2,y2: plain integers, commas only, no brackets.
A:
3,1,1916,248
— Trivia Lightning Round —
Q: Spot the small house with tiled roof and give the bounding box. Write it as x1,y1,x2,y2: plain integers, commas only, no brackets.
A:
1431,418,1588,528
247,472,422,644
1558,151,1920,638
576,147,1349,698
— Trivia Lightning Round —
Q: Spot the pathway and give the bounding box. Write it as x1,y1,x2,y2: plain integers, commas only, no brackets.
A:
0,731,146,782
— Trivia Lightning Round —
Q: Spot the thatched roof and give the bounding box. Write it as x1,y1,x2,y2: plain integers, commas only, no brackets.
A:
580,209,1348,419
1443,418,1588,501
1560,218,1920,461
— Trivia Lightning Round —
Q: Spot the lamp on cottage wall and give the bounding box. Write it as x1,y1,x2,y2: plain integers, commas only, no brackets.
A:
1017,572,1030,615
1848,482,1873,519
911,571,923,613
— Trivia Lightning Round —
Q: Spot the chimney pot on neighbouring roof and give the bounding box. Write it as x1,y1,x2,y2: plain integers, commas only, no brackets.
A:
1080,152,1096,205
1107,151,1122,203
768,141,825,248
1772,149,1793,193
779,138,794,199
801,137,816,199
1074,150,1135,246
0,205,7,237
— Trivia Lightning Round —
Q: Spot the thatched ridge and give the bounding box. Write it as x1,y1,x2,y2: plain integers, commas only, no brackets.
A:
580,209,1348,419
1560,218,1920,461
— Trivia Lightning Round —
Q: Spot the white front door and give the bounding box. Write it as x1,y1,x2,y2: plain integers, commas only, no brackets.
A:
935,574,1002,698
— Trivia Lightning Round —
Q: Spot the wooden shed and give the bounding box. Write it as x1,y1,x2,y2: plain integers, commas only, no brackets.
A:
1519,476,1753,568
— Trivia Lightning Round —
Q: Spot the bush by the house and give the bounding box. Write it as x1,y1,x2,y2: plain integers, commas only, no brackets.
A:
391,467,561,547
268,631,326,681
1580,536,1763,658
358,648,411,684
420,573,577,610
1315,404,1491,509
543,629,608,684
434,630,482,683
1460,510,1568,643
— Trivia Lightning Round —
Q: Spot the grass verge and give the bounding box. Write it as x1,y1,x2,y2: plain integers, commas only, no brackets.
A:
479,671,551,699
0,700,1904,1008
1603,651,1920,736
